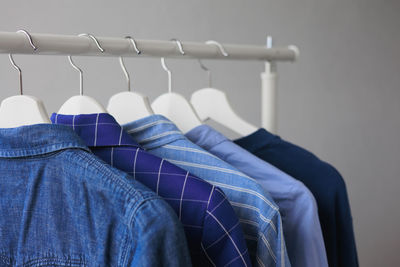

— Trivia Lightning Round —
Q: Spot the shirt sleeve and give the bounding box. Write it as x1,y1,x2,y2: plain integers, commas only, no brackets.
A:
127,196,192,267
201,187,252,267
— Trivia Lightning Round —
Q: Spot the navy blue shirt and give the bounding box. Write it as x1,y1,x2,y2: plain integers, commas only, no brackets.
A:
234,129,358,267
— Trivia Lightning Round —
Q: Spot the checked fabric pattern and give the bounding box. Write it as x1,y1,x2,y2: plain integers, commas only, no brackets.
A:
52,113,251,267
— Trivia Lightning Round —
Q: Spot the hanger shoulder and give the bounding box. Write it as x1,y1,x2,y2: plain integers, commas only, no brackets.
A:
191,88,257,136
152,92,202,133
107,91,154,125
0,95,50,128
58,95,106,115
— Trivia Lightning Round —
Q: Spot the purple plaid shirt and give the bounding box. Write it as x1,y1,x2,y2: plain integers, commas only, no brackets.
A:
51,113,251,267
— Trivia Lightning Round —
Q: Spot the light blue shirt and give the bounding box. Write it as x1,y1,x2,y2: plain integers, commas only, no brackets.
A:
186,125,329,267
124,115,291,267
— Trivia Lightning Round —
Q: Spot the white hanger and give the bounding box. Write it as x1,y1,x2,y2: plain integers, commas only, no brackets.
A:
107,36,154,125
151,39,202,133
58,33,107,115
190,40,257,136
0,30,51,128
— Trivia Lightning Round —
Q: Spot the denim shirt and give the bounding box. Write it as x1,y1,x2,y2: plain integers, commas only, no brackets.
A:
51,113,251,267
0,124,191,267
124,115,290,267
186,125,328,267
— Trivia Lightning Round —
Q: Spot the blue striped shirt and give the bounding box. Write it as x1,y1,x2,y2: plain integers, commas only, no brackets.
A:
51,113,251,267
123,115,291,267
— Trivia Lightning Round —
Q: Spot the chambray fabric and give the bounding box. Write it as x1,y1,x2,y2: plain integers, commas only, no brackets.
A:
123,115,290,267
186,125,329,267
234,128,359,267
51,113,250,267
0,123,191,267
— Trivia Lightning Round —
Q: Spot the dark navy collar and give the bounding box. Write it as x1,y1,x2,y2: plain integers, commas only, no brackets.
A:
234,128,278,152
51,113,141,148
0,123,89,158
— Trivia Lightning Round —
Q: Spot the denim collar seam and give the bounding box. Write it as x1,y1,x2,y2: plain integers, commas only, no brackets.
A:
71,150,157,206
0,142,89,158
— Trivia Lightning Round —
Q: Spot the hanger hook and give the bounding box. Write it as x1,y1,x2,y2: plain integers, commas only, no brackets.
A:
199,40,229,88
170,38,185,55
119,36,141,92
196,59,211,88
68,33,105,96
205,40,229,57
161,38,186,93
9,29,37,95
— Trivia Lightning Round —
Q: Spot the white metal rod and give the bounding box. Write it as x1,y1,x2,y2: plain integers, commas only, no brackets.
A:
261,71,278,133
261,36,279,133
0,32,299,61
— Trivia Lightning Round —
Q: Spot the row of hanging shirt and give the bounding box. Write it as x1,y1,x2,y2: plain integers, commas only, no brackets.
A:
0,31,358,267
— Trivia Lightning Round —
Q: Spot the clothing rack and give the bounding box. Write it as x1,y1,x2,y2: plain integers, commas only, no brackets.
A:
0,31,299,133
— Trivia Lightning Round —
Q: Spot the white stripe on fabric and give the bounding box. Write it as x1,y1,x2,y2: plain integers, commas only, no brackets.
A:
256,255,266,267
133,171,198,180
132,147,140,180
165,159,253,181
156,159,164,194
224,249,249,267
206,211,248,267
72,115,76,130
206,185,215,212
179,172,189,220
110,147,114,167
140,131,182,143
242,230,278,264
55,122,119,127
201,243,216,267
204,180,278,211
261,232,277,263
94,114,99,146
54,113,59,124
230,201,277,233
163,144,221,160
205,221,240,249
126,119,174,134
163,198,208,203
118,127,123,145
113,166,203,180
207,194,226,215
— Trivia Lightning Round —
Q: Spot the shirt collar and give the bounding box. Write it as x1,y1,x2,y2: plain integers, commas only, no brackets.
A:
185,124,228,151
234,128,278,152
122,115,186,149
0,123,89,158
51,113,141,148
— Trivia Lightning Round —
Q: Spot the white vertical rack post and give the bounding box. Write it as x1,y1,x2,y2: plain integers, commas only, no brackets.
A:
261,36,278,133
261,37,299,134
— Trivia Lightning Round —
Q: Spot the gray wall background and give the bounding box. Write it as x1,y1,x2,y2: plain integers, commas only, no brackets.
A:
1,0,399,266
